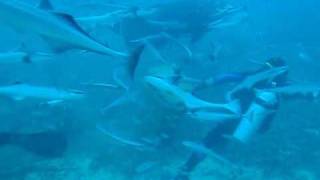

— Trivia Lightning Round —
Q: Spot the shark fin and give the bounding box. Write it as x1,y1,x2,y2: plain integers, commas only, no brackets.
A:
101,45,145,114
127,44,145,81
51,12,92,38
111,44,145,89
38,0,54,10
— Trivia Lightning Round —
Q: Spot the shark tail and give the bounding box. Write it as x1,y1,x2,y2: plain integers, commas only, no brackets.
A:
101,45,145,114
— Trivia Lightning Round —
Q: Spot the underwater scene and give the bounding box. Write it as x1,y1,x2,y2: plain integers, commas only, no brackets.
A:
0,0,319,179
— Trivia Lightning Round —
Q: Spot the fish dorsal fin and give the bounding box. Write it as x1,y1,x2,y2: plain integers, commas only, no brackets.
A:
51,12,92,38
38,0,54,10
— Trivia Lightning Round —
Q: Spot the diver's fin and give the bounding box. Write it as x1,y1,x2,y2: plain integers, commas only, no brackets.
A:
38,0,54,10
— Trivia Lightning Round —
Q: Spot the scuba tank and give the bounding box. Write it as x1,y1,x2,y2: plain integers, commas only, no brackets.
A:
233,91,279,143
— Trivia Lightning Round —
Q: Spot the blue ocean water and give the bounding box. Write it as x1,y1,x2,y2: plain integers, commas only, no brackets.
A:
0,0,319,179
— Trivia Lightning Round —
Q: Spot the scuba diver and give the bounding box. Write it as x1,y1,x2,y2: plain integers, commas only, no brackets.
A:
174,57,289,179
193,58,288,93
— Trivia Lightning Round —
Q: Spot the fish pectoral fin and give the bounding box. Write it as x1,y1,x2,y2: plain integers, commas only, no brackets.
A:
38,0,54,10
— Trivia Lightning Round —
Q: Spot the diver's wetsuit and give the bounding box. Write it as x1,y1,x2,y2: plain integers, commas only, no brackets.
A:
174,58,287,180
193,57,288,94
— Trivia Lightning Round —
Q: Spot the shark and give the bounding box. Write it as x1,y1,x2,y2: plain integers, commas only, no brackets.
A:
0,0,128,57
0,51,54,64
228,66,289,99
143,76,240,117
0,82,85,103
